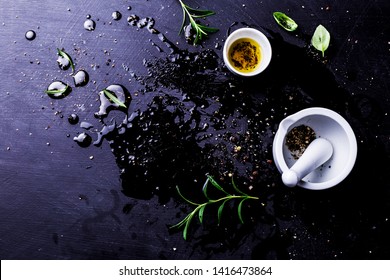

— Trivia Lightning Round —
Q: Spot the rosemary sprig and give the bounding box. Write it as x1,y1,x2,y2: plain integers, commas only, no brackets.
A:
102,89,127,108
178,0,218,45
57,48,75,73
171,175,259,240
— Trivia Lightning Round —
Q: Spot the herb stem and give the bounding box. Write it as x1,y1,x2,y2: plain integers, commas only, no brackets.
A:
171,175,259,240
178,0,218,45
208,195,259,204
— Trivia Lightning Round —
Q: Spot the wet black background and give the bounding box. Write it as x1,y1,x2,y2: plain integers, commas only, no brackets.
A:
1,0,390,259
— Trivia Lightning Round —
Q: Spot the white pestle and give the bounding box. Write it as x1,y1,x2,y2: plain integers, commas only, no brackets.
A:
282,138,334,187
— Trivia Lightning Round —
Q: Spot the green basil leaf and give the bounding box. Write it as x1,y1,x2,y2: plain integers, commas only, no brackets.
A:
311,24,330,57
273,12,298,31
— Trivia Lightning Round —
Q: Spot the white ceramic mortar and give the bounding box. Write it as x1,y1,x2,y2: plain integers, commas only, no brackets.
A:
273,107,358,190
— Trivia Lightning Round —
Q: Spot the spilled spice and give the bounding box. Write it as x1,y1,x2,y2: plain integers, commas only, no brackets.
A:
285,125,316,159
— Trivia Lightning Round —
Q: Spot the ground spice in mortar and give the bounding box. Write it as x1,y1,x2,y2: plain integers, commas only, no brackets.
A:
285,125,316,159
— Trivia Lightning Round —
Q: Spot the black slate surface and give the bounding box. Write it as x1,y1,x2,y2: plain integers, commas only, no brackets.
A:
1,0,390,259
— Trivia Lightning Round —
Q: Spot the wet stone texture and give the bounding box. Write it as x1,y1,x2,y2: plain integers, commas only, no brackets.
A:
95,33,378,259
102,24,389,256
107,34,349,204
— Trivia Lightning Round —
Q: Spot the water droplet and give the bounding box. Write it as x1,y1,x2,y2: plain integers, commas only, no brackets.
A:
80,121,93,130
127,6,132,11
127,14,139,26
84,19,95,31
95,84,131,117
86,14,91,19
25,30,36,40
111,11,122,21
73,132,92,147
46,81,71,98
68,113,79,125
73,70,89,87
57,55,70,71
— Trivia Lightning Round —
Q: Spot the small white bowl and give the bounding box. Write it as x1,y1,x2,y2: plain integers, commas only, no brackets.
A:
273,107,358,190
223,28,272,77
